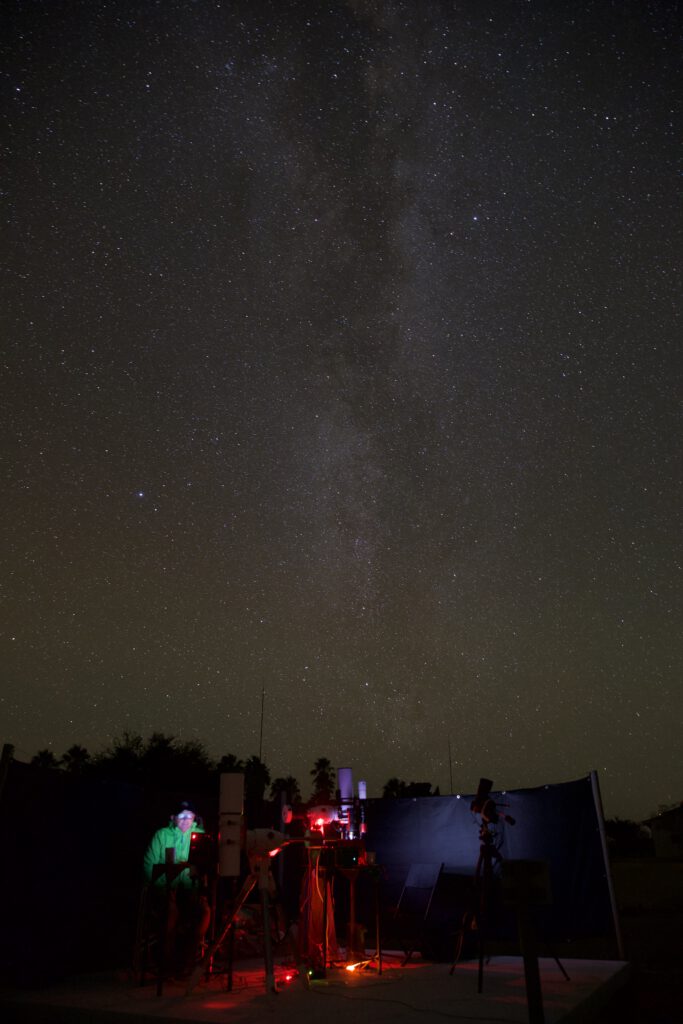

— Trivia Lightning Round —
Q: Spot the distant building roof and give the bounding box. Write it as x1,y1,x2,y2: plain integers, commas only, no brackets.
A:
644,802,683,826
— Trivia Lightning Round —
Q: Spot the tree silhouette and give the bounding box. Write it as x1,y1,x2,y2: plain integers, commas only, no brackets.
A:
404,781,434,797
382,778,436,797
93,732,145,782
61,744,91,774
31,749,59,770
139,732,212,790
30,731,245,792
140,732,176,786
310,757,335,803
605,817,654,858
169,738,213,789
382,777,407,798
215,753,245,775
270,775,301,804
244,755,271,805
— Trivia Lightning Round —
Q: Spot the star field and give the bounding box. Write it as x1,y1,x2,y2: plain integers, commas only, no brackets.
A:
2,0,681,819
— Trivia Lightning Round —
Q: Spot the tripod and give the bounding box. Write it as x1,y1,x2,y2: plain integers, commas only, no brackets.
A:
186,872,258,992
450,820,501,992
187,830,308,996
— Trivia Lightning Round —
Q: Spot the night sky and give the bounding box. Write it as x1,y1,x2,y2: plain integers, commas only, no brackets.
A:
2,0,681,821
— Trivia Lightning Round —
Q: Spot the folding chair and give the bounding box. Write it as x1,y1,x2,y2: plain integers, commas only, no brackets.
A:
393,862,444,964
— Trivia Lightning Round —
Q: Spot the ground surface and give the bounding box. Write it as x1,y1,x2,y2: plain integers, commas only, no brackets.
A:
0,954,631,1024
598,909,682,1024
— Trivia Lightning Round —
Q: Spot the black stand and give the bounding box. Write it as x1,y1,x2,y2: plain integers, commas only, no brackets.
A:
450,823,500,991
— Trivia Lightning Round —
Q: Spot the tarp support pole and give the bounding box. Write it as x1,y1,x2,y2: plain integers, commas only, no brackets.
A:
590,770,624,959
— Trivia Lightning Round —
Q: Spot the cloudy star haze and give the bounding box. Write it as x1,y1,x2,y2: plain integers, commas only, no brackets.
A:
2,0,681,820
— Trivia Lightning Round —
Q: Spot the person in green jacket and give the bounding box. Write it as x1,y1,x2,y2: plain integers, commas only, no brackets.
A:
143,801,211,977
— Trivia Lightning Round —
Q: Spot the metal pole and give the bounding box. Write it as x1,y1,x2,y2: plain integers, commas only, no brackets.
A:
590,770,624,959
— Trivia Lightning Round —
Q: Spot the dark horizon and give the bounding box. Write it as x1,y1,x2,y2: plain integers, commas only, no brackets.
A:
6,735,676,823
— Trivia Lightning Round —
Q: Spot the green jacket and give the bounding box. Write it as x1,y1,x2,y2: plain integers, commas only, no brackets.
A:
143,819,205,889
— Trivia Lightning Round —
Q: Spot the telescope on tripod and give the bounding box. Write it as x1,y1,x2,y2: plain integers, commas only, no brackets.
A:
451,777,516,986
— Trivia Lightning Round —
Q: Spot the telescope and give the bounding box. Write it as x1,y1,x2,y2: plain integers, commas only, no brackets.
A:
471,778,516,827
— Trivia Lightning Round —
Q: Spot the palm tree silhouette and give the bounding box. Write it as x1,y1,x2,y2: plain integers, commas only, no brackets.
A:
310,757,335,802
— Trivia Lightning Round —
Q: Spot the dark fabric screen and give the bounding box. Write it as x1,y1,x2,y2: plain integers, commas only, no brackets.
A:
360,775,615,956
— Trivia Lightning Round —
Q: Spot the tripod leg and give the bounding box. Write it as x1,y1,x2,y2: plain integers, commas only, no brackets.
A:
451,847,485,976
554,955,570,981
282,922,310,989
261,887,277,994
186,874,257,993
477,933,485,994
226,913,235,991
375,879,382,976
157,886,172,996
132,885,150,985
450,907,473,975
322,868,328,974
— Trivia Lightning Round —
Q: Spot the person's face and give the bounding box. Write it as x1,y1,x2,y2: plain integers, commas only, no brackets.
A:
175,811,195,833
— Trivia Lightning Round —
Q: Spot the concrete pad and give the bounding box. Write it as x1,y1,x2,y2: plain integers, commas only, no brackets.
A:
0,953,631,1024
